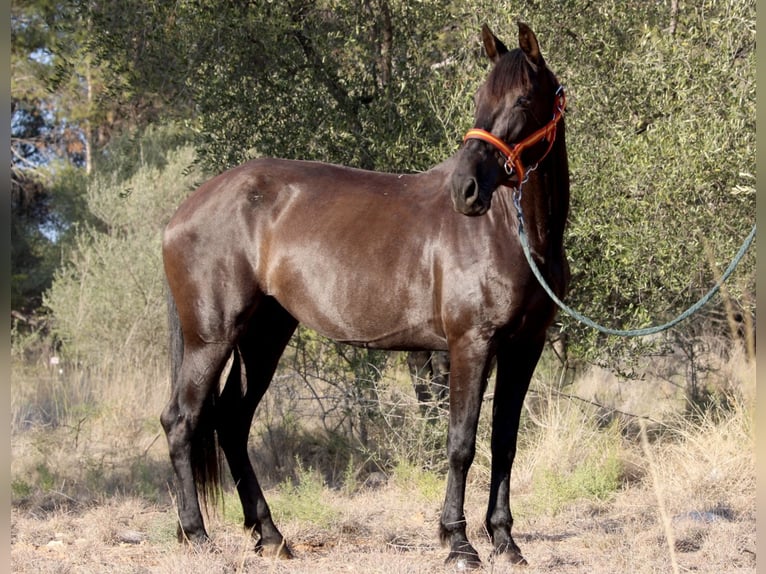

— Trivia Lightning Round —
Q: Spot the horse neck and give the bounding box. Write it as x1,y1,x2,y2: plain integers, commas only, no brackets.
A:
516,123,569,259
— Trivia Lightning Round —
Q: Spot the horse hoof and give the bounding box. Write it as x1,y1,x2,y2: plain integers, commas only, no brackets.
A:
446,556,482,571
256,539,293,559
491,546,527,566
513,554,528,566
177,525,212,547
445,548,482,570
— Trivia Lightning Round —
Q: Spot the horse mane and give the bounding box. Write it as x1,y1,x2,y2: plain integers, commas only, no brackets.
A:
486,48,550,100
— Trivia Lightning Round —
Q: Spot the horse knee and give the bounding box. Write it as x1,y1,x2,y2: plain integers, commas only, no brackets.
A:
160,402,178,434
447,435,476,473
160,399,198,458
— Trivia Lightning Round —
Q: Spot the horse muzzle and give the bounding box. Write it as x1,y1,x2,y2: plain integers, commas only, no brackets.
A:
450,172,493,216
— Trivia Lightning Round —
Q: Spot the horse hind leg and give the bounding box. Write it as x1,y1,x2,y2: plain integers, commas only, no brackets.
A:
430,351,451,408
160,340,233,545
407,351,436,414
216,297,298,557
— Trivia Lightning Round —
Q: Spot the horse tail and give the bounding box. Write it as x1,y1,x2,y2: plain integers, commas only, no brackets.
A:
167,285,184,387
166,284,224,509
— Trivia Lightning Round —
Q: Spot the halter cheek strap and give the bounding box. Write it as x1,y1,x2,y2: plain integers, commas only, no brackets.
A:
463,86,566,185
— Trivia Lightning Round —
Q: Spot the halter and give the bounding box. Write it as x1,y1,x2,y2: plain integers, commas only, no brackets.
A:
462,86,566,187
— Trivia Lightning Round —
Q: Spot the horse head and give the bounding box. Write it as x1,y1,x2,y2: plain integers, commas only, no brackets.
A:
451,22,563,216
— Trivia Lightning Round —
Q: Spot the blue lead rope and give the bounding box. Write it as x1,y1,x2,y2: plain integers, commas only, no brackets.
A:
517,219,756,337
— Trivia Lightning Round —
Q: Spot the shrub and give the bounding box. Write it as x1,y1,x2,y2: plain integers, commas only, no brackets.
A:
44,132,200,367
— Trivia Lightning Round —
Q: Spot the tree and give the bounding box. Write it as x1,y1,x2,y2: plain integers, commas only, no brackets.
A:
86,0,472,173
534,0,756,363
43,0,756,372
11,0,106,317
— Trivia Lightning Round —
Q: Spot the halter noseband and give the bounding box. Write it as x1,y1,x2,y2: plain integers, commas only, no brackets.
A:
462,86,566,186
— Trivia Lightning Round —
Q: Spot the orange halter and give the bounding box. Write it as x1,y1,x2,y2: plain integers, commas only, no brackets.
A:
463,86,566,186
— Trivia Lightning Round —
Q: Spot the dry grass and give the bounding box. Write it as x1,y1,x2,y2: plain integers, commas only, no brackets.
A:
10,344,755,573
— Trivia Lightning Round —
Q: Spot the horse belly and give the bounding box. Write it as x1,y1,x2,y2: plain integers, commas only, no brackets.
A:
264,250,444,350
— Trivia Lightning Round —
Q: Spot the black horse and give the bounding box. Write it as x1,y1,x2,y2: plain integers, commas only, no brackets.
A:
161,22,569,568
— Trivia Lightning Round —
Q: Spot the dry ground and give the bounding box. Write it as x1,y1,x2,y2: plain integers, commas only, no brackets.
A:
11,347,756,573
10,475,756,574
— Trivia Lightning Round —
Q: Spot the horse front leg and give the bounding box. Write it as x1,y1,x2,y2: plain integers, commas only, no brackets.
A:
439,337,493,569
486,336,545,565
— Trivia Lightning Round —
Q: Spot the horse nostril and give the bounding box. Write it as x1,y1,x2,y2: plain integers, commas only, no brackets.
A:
463,178,479,206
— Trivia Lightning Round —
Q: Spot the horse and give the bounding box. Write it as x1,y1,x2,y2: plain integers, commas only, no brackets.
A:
406,350,450,414
160,21,569,568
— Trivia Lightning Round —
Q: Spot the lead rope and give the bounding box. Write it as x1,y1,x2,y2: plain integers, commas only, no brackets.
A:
514,197,756,337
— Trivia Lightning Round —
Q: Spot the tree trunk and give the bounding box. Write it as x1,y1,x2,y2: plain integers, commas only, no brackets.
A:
669,0,679,36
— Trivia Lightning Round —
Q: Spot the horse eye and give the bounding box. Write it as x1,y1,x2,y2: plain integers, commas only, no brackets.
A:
515,96,530,108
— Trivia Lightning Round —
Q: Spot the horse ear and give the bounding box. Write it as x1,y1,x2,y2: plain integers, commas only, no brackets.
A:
481,24,508,63
518,22,544,66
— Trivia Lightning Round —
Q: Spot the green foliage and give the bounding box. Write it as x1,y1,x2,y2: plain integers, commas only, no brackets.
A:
86,0,476,173
516,377,628,516
92,121,197,184
34,461,57,492
271,462,339,527
11,0,98,155
532,447,623,515
219,489,246,526
11,162,91,316
391,460,445,503
82,0,755,368
44,126,200,366
15,1,755,417
525,415,624,517
520,1,755,363
11,0,160,319
11,478,33,500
